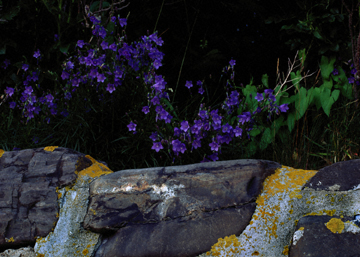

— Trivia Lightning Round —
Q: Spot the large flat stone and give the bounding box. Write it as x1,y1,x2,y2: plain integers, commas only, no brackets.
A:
83,159,280,256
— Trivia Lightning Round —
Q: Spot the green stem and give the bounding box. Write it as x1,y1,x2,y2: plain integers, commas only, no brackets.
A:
153,0,165,33
172,11,199,103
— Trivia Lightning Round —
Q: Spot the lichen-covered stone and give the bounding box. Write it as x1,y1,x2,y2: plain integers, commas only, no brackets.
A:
289,215,360,257
0,147,109,252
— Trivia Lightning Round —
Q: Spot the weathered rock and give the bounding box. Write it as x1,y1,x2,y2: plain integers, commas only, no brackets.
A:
3,146,360,257
0,147,107,252
83,159,280,257
34,153,113,256
0,246,36,257
303,159,360,191
289,215,360,257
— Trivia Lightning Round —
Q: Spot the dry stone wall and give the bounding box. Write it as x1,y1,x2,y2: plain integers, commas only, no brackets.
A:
0,147,360,257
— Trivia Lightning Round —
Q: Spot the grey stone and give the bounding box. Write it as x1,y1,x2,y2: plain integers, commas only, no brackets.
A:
84,159,280,257
289,215,360,257
303,159,360,191
0,147,95,251
0,246,36,257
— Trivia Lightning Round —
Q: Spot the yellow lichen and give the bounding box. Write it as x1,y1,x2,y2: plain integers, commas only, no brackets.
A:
0,149,4,158
76,155,113,179
44,146,58,152
82,248,89,255
324,209,336,216
326,218,344,234
36,254,45,257
5,237,14,242
55,187,62,199
282,245,289,255
206,235,241,256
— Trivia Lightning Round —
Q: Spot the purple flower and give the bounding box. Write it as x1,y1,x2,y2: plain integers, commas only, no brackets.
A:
151,96,160,106
22,64,29,71
9,102,16,109
142,106,150,114
208,152,219,161
229,59,236,66
71,78,79,87
106,83,115,93
172,139,186,154
97,73,106,83
152,75,166,92
149,32,164,46
24,86,33,95
234,127,242,137
111,16,117,23
211,113,222,125
127,121,137,131
33,49,41,59
279,103,289,113
151,142,164,152
198,87,205,95
5,87,14,97
192,139,201,149
101,41,109,50
331,68,339,76
209,140,220,151
45,94,54,103
77,40,85,48
109,43,117,51
118,18,127,27
66,61,74,70
222,123,232,133
150,132,158,141
351,68,357,75
64,92,72,100
264,89,274,96
198,110,208,119
54,34,59,42
2,59,10,69
238,112,251,124
185,81,193,89
349,76,355,84
255,92,264,102
172,127,180,137
180,121,189,132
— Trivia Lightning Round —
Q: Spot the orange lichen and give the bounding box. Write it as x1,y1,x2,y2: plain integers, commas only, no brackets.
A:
5,237,14,242
55,187,62,199
282,245,289,255
326,218,344,234
76,155,113,179
206,235,241,256
44,146,58,152
0,149,4,158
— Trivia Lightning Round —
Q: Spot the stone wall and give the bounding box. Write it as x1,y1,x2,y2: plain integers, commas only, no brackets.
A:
1,147,360,257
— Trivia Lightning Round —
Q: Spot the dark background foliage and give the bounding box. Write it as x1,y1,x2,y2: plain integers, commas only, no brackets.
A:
0,0,358,171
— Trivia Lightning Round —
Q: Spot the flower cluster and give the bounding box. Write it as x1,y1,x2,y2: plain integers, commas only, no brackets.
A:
127,58,289,162
2,13,165,125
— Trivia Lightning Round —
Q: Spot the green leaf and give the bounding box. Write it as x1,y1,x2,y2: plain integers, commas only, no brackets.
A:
320,89,340,116
320,56,336,80
259,127,273,150
294,87,308,119
313,28,323,40
290,70,302,90
59,44,70,54
287,112,296,132
261,74,269,88
0,45,5,55
161,98,179,120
